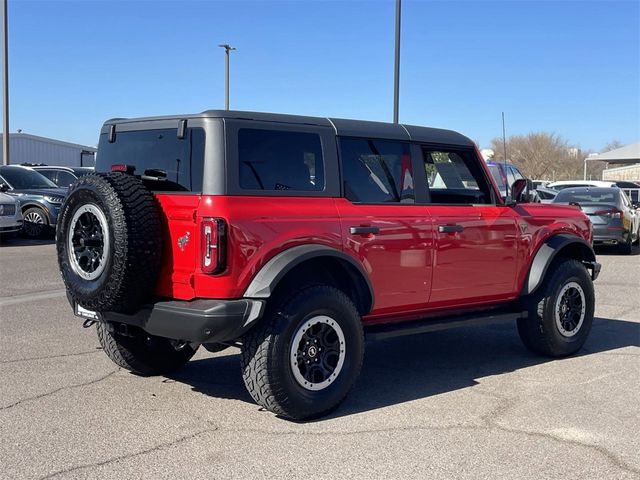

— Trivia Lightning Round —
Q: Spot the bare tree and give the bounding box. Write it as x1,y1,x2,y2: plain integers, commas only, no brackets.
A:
601,140,625,153
490,132,589,180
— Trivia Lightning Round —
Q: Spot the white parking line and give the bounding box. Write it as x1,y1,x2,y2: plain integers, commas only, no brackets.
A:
0,289,66,307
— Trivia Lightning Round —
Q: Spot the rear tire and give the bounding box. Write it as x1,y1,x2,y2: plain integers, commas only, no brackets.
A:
97,322,197,376
517,259,594,357
240,285,364,420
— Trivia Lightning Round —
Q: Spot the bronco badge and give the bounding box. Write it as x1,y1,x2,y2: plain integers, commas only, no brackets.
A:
177,232,190,252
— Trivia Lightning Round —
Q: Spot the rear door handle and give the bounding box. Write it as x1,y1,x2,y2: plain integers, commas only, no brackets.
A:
350,226,380,236
438,224,464,233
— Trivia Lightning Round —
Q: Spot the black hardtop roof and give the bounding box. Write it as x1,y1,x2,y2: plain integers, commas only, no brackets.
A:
104,110,474,147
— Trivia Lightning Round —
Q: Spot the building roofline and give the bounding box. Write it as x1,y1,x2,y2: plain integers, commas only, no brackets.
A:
0,133,97,152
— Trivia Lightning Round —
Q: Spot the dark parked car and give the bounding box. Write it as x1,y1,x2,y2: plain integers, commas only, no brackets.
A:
31,166,94,188
553,187,640,254
486,161,539,202
612,181,640,204
0,165,67,238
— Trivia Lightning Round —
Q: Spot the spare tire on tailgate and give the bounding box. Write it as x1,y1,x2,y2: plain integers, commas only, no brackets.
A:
56,172,162,313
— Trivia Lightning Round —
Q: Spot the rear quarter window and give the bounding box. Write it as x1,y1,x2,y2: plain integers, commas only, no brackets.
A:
238,128,324,192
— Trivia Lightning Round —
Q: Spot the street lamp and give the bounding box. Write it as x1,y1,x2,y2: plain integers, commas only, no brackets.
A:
393,0,401,124
2,0,9,165
218,44,236,110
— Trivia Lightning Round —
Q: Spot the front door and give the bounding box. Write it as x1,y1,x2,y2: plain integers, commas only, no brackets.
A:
420,146,519,307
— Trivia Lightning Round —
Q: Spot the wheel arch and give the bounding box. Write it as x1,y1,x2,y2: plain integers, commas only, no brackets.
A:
522,234,598,296
243,244,374,315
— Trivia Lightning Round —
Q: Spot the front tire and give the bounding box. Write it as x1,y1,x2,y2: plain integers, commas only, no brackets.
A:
22,207,49,238
97,322,197,376
619,234,633,255
517,259,594,357
240,285,364,420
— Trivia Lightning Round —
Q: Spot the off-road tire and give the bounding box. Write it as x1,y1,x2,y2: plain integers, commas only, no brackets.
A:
517,259,594,357
56,173,162,313
240,285,364,421
22,207,49,239
97,322,197,376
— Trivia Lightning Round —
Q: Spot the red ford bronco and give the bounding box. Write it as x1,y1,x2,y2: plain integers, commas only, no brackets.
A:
57,111,600,420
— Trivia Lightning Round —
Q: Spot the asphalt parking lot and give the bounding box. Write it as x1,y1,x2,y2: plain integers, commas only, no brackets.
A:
0,238,638,480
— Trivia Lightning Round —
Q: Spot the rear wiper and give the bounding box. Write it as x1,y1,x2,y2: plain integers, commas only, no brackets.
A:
141,169,168,182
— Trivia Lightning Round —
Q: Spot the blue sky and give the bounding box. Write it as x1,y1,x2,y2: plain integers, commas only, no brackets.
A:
7,0,640,150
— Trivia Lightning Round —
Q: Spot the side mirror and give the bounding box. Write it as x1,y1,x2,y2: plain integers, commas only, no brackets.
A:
510,179,528,203
0,182,9,192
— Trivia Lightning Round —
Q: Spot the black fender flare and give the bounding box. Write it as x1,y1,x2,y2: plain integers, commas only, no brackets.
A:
522,234,599,296
243,244,375,312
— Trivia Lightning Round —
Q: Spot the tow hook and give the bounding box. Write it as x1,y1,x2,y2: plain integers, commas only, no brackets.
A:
82,319,97,328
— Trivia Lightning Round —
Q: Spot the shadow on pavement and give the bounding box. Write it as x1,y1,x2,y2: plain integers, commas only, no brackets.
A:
595,244,640,256
0,235,55,248
168,316,639,419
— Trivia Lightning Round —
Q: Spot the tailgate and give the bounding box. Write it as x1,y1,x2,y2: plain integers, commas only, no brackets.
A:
154,194,201,299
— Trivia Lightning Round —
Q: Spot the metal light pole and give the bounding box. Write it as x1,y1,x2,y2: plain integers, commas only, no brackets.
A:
393,0,401,124
218,44,235,110
2,0,9,165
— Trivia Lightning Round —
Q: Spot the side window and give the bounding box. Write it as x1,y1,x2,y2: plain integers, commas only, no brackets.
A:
38,170,57,182
238,128,323,192
340,138,414,204
56,171,77,187
423,147,492,204
506,166,516,187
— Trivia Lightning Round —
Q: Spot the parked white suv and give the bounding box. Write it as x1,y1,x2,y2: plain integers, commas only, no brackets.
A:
0,192,23,237
547,180,617,190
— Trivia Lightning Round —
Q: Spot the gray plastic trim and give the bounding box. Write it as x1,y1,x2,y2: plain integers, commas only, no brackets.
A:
243,244,374,311
523,234,597,295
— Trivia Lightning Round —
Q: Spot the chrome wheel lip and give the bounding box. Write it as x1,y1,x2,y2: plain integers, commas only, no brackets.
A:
67,204,110,281
290,315,346,391
554,281,586,338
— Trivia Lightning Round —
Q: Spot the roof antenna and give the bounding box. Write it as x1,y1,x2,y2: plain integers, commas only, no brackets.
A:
502,111,508,198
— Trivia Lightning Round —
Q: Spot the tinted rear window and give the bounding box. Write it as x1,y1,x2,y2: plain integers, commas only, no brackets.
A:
238,128,324,192
555,190,618,204
97,128,205,192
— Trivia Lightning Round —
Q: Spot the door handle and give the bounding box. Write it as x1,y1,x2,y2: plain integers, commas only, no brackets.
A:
438,224,464,233
350,226,380,236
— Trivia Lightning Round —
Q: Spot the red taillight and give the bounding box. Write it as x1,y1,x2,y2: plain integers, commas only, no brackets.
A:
200,218,226,274
111,164,135,174
593,209,622,219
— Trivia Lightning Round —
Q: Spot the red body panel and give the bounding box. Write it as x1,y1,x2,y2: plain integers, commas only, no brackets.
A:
425,205,520,306
335,199,434,318
154,193,592,326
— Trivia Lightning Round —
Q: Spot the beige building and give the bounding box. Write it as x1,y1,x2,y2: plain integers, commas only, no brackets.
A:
602,163,640,181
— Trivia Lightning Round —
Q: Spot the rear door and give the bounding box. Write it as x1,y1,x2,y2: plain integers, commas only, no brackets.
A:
420,146,520,306
335,138,433,319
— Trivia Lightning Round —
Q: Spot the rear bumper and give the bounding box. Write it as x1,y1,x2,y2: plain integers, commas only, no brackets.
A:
81,298,265,343
592,226,627,244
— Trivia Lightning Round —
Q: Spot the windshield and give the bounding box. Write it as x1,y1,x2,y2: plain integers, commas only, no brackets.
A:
555,190,617,204
487,165,506,192
0,167,58,189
